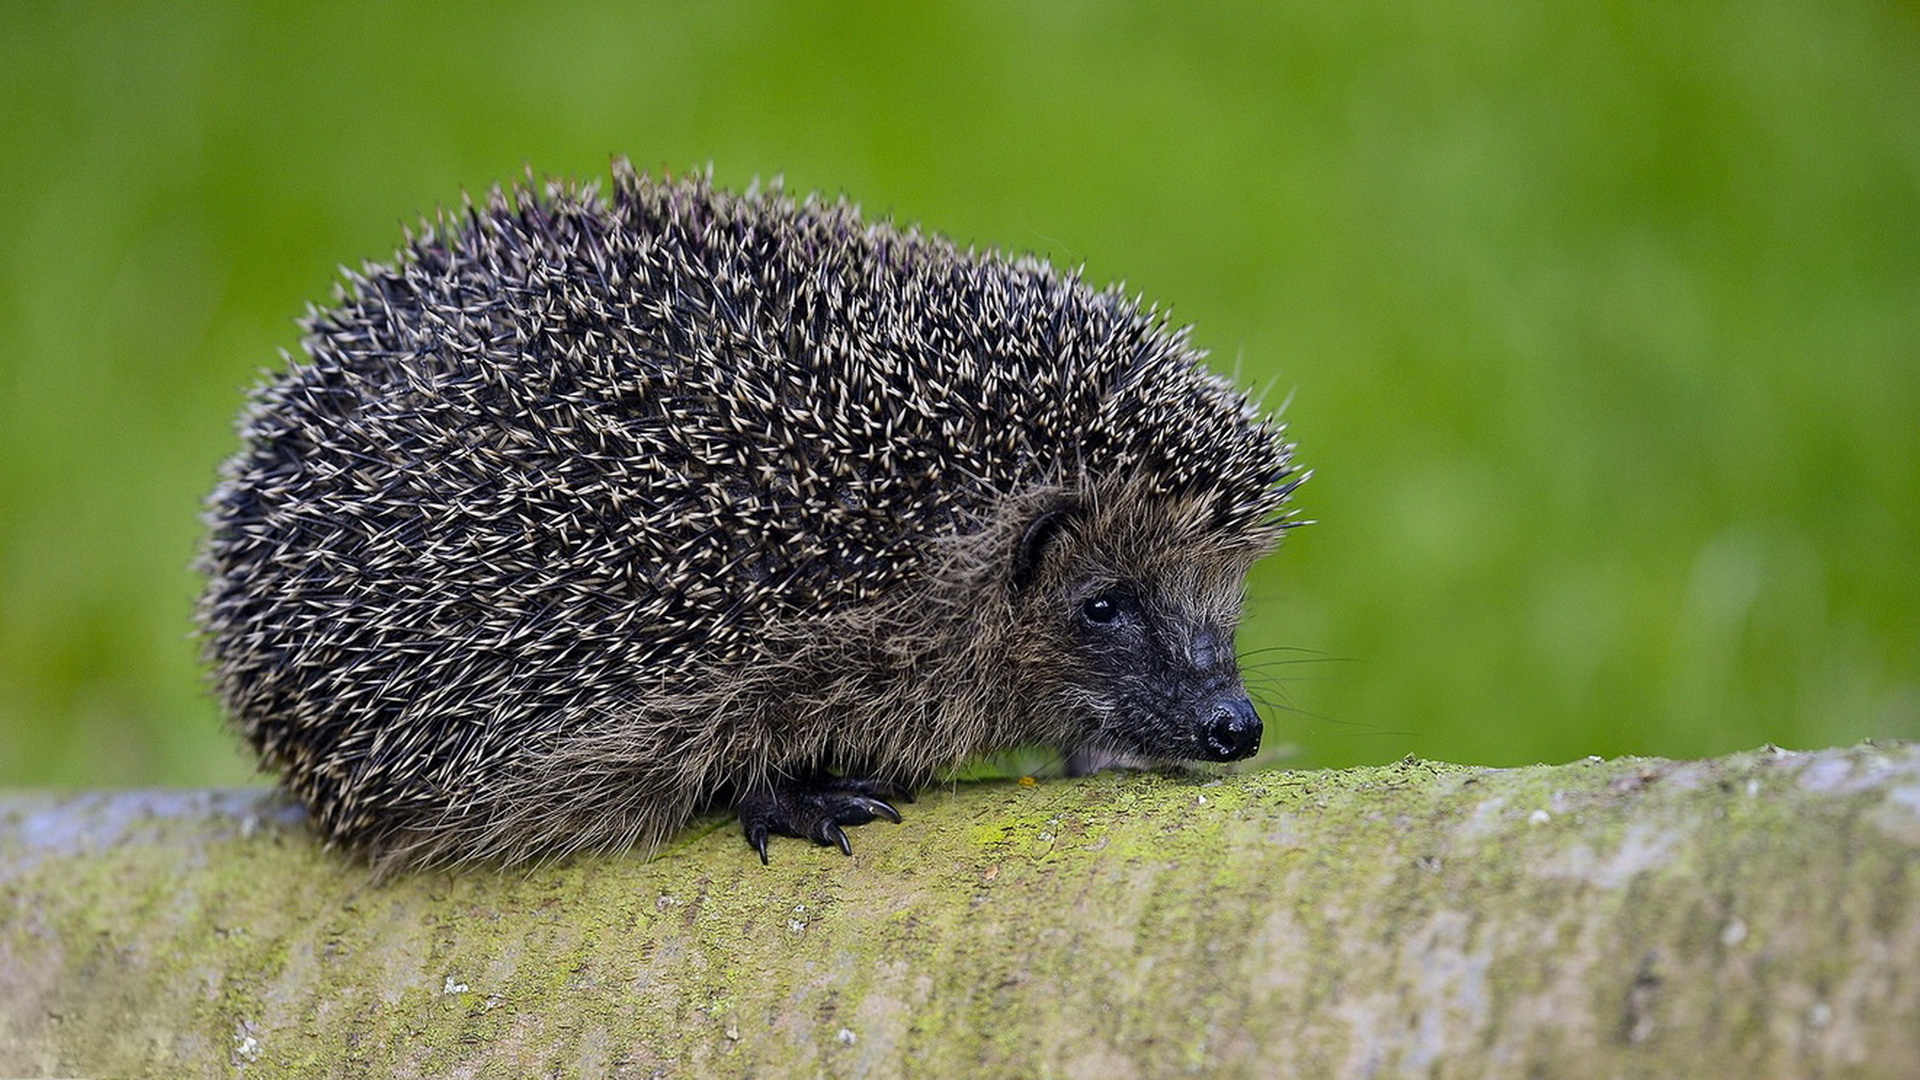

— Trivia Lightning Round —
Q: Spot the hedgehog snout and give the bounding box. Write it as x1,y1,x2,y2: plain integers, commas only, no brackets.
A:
1176,626,1261,762
1197,690,1262,762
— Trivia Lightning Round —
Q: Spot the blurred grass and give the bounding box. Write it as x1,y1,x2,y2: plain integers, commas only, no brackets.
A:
0,1,1913,786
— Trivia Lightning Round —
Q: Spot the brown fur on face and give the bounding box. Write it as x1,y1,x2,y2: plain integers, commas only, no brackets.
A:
1003,480,1279,765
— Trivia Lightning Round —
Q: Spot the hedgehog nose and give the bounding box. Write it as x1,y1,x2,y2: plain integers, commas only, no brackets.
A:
1200,693,1262,762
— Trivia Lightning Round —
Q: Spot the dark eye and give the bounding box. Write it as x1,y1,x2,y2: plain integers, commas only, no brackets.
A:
1081,591,1122,625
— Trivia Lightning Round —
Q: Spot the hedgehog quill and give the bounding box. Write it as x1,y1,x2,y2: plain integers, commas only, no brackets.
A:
198,161,1305,869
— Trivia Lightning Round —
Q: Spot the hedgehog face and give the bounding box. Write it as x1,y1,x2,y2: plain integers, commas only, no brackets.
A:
1060,574,1262,764
1010,493,1267,765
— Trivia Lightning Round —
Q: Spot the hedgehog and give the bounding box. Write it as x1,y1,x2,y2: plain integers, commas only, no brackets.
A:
197,160,1305,869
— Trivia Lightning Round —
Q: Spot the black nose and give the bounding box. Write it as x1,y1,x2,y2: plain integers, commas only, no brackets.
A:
1200,693,1262,761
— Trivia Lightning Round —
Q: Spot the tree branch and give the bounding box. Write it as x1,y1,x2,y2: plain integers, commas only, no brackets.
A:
4,743,1918,1077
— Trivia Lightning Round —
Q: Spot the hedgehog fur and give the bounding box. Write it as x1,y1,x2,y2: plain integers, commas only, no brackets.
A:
198,160,1304,868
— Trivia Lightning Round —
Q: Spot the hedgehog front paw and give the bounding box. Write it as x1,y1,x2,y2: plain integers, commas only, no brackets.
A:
738,776,909,864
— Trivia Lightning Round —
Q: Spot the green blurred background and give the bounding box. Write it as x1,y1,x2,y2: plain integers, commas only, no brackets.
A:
1,2,1915,787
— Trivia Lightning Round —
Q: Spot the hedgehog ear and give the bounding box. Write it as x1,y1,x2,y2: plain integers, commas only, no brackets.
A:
1011,502,1081,595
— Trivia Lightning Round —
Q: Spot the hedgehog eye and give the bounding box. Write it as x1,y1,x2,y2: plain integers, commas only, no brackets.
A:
1081,590,1129,626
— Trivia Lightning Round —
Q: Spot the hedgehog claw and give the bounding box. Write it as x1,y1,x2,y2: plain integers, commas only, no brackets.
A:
825,824,853,857
852,796,904,824
737,775,910,863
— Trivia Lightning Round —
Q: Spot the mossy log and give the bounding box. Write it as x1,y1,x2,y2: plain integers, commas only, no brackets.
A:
3,743,1918,1078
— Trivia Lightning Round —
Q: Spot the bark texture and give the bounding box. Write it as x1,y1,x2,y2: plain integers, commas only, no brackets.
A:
3,743,1918,1078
